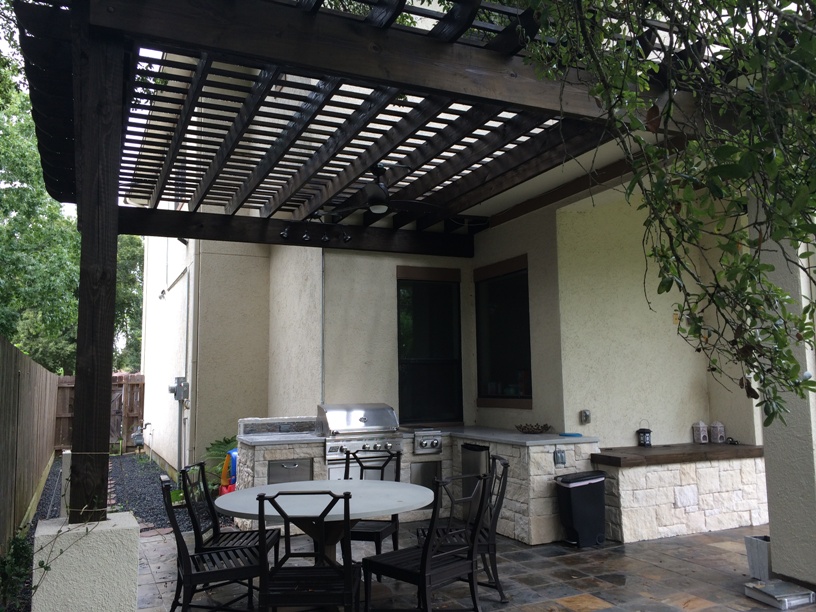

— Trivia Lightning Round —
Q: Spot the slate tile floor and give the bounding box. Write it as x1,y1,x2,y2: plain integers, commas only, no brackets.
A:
136,523,815,611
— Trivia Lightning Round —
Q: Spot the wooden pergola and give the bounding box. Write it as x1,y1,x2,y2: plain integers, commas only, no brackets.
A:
13,0,679,523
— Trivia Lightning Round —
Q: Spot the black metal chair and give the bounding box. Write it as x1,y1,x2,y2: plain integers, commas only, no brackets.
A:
181,461,280,562
417,454,510,602
363,472,491,612
256,489,361,612
343,449,402,555
160,474,262,612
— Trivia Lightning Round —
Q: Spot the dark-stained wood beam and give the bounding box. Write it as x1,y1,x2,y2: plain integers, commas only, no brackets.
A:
491,158,632,227
365,0,407,28
416,122,610,229
226,76,341,215
428,0,482,42
393,111,546,207
148,54,212,208
293,95,451,221
69,21,124,524
262,86,400,217
187,66,281,212
118,207,474,257
489,134,686,226
357,103,505,226
484,8,539,55
89,0,604,119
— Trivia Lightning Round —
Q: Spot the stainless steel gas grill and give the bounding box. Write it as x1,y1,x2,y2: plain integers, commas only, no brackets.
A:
316,403,403,480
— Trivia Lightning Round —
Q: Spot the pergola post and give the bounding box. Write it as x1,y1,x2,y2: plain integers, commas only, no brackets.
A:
68,4,124,524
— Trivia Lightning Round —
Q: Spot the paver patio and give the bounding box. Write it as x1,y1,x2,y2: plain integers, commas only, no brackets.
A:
136,523,811,611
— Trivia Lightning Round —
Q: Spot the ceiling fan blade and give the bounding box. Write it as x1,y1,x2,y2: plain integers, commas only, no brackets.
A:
386,199,441,214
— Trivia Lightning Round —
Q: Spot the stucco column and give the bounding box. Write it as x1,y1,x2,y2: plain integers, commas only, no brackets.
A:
762,244,816,586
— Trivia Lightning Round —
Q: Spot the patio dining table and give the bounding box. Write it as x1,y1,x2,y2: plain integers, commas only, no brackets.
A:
214,479,434,560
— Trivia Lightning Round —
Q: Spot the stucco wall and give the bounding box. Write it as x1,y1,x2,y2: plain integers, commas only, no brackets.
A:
321,250,477,423
267,245,323,416
193,240,271,461
142,236,192,470
471,206,565,431
556,194,711,447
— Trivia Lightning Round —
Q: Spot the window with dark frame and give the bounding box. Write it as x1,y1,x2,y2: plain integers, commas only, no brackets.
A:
475,255,532,409
396,266,463,425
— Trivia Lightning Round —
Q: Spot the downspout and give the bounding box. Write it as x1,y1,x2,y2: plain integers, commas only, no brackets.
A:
321,249,326,403
188,241,201,464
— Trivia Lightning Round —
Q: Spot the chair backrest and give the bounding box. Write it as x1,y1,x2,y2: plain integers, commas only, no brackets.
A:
160,474,193,576
180,462,221,550
343,449,402,481
421,473,490,572
257,490,354,579
484,455,510,541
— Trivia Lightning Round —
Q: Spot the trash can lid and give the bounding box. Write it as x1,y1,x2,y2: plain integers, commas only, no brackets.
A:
555,470,607,486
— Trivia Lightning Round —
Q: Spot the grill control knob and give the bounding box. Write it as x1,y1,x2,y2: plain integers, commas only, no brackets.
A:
420,440,429,448
431,439,439,448
373,443,383,450
384,443,392,450
362,443,370,450
339,445,347,453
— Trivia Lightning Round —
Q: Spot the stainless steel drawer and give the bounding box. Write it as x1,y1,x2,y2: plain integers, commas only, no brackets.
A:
267,458,312,484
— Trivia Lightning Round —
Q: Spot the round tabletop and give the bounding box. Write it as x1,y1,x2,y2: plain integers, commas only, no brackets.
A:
214,479,434,521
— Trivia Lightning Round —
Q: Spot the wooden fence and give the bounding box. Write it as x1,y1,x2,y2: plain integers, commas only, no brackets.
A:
0,337,57,554
55,373,145,453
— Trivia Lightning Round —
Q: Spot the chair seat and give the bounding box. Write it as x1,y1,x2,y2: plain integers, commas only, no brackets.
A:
261,563,362,606
189,546,261,581
350,519,398,540
204,527,279,553
363,546,473,588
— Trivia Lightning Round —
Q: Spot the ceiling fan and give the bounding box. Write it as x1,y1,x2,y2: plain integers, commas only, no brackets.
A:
324,164,441,218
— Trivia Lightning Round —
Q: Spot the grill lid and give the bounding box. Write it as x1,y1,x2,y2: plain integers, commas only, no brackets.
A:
317,403,399,436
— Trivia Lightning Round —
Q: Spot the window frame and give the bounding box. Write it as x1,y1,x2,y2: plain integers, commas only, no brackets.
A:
396,265,464,425
474,254,533,410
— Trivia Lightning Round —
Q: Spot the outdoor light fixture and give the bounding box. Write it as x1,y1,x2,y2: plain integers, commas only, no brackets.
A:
280,226,289,239
321,232,330,243
368,203,389,215
302,230,310,241
342,230,352,243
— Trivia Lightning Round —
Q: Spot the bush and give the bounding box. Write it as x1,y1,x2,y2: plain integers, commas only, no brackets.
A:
0,527,33,611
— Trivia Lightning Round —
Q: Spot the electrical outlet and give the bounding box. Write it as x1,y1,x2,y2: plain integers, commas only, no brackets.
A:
579,409,591,424
554,449,566,466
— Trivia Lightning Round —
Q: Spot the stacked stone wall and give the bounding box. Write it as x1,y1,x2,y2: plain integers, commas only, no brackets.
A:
603,457,767,542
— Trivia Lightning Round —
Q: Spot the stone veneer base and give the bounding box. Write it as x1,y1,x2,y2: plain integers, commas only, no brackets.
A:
601,457,768,542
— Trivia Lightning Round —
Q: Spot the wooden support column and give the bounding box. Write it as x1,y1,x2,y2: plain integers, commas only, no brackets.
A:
69,8,124,524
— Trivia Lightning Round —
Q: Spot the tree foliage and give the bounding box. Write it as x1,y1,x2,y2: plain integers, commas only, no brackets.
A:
0,34,144,374
525,0,816,424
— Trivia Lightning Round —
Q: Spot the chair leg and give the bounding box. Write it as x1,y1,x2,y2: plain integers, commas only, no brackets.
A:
419,583,432,612
488,551,508,603
468,569,481,612
364,567,372,612
247,576,254,609
181,581,195,612
391,529,399,551
170,571,183,612
374,540,383,582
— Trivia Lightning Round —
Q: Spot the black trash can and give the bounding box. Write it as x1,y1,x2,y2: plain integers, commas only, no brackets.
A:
554,470,607,548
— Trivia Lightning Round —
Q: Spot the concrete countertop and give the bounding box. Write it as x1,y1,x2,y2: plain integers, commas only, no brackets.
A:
237,425,599,447
444,426,599,446
238,432,323,446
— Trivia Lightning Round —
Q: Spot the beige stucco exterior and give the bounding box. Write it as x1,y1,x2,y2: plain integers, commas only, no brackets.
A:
142,191,764,464
141,185,816,583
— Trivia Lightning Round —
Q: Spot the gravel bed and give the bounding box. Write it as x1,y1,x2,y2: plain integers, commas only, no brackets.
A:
108,452,193,532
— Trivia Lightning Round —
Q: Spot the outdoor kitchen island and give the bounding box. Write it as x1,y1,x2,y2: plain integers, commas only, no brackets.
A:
234,417,601,546
591,443,767,543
